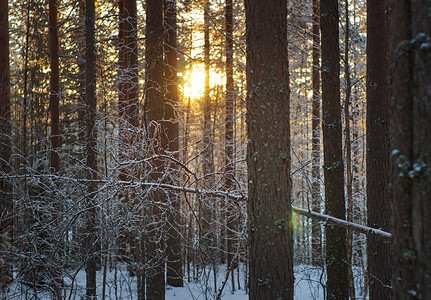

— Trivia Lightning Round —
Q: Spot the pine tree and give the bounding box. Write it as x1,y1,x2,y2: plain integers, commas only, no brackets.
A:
390,0,431,298
366,0,391,298
84,0,98,298
145,0,166,298
245,0,294,298
0,0,12,291
320,0,348,298
164,0,183,288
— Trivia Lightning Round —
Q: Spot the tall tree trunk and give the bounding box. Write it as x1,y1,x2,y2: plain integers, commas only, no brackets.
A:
244,0,294,298
164,0,183,288
201,0,214,265
390,0,431,298
311,0,322,267
118,0,141,283
366,0,391,299
320,0,348,298
225,0,236,275
48,1,62,297
343,1,355,298
84,0,98,298
0,0,12,290
49,0,60,174
145,0,165,298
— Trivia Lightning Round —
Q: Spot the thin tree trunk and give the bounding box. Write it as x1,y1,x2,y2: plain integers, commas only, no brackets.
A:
320,0,348,298
201,0,214,266
225,0,236,277
311,0,322,267
49,0,60,174
366,0,391,298
343,1,355,298
244,0,294,298
84,0,98,298
48,1,62,297
0,0,12,290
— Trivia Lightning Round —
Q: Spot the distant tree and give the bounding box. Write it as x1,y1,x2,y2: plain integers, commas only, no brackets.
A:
390,0,431,298
84,0,98,298
366,0,391,298
145,0,166,298
320,0,348,298
0,0,12,291
164,0,183,288
311,0,322,266
245,0,294,298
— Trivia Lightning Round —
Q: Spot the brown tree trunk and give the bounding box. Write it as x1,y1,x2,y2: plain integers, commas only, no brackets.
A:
244,0,294,298
0,0,12,291
225,0,236,275
390,0,431,298
366,0,391,299
49,0,60,174
320,0,348,298
118,0,141,281
164,0,183,288
118,0,139,124
343,1,355,298
48,1,62,297
84,0,98,298
78,0,85,123
311,0,322,267
145,0,165,298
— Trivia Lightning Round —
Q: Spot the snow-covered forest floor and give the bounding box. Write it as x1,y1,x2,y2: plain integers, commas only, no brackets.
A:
3,263,368,299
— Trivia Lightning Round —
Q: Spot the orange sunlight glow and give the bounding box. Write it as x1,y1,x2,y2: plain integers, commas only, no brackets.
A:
180,63,225,101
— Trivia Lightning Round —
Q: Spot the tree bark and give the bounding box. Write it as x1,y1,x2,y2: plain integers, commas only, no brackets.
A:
164,0,183,288
320,0,348,298
311,0,322,267
84,0,98,298
225,0,236,275
0,0,12,291
343,1,356,298
145,0,165,298
390,0,431,298
48,1,62,297
49,0,60,174
244,0,294,298
366,0,391,299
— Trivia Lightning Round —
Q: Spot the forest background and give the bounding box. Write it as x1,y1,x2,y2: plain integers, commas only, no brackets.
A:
0,0,430,299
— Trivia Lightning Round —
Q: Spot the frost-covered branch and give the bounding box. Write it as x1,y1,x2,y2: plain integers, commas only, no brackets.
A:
292,206,391,241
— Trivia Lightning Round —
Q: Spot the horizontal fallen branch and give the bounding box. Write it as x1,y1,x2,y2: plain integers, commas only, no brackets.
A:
292,206,391,241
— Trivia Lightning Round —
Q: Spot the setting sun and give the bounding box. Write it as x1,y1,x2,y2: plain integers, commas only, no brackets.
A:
180,63,225,101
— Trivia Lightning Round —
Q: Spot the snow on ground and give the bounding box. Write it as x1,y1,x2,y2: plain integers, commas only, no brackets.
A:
3,263,367,299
